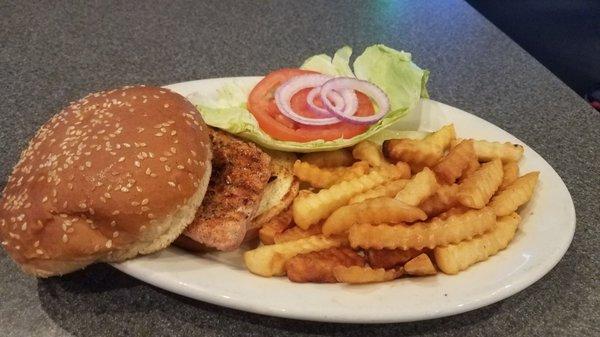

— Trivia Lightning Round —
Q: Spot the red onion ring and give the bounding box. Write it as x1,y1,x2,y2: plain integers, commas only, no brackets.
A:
306,86,344,117
274,74,347,125
320,77,390,125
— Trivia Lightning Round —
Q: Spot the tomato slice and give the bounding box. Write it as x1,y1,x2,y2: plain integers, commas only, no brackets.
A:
247,68,374,142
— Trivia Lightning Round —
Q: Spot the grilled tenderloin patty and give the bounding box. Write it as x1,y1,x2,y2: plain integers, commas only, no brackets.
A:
181,128,271,251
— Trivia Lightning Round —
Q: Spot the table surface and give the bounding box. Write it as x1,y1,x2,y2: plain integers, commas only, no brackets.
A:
1,1,598,336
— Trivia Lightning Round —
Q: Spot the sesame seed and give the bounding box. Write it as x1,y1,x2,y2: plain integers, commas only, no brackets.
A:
34,241,39,247
62,234,68,243
118,157,125,162
177,165,185,170
164,104,170,108
164,165,171,172
121,187,129,192
36,249,44,255
155,133,163,137
168,181,176,187
113,231,119,238
110,220,117,227
140,225,147,231
134,161,141,167
171,130,177,136
21,223,27,231
159,157,168,162
147,213,155,219
170,147,177,154
112,210,120,215
141,198,149,205
79,203,87,209
106,240,112,248
131,201,140,206
104,192,112,199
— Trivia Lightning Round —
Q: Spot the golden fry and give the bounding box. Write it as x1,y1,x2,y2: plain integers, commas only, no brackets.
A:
292,170,397,229
395,167,439,206
274,223,323,244
258,207,294,245
489,172,539,216
348,207,496,250
322,197,427,235
333,265,403,284
243,235,346,277
367,248,423,269
462,157,481,180
500,162,520,189
383,138,443,172
433,140,476,184
423,124,456,151
457,158,503,209
469,139,524,163
352,141,386,167
419,183,459,217
285,247,365,283
404,253,437,276
434,213,520,274
349,178,409,204
300,149,354,168
293,160,369,189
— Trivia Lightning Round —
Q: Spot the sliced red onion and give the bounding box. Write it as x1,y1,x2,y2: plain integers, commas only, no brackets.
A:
274,74,343,125
307,86,344,116
320,77,390,125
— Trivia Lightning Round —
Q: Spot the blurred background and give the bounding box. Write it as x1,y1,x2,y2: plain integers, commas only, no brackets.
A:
467,0,600,110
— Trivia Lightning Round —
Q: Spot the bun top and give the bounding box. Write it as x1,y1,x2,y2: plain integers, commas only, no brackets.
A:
0,85,211,276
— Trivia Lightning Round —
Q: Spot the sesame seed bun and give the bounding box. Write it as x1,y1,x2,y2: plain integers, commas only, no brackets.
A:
0,85,212,277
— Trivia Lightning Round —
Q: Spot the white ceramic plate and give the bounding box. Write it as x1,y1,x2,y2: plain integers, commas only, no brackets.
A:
113,77,576,323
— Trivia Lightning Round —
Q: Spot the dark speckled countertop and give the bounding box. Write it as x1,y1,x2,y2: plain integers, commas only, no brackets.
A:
1,1,598,336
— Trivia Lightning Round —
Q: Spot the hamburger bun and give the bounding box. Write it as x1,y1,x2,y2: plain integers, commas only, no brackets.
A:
0,85,212,277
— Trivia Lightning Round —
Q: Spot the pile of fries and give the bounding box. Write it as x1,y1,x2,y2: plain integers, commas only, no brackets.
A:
244,124,539,284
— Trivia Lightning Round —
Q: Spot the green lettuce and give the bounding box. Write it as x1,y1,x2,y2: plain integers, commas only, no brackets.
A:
189,44,429,152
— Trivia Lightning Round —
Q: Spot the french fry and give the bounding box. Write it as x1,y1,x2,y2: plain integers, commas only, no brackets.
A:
434,213,520,274
293,160,369,188
404,253,437,276
395,167,439,206
292,170,396,229
258,207,294,245
333,265,403,284
468,139,524,163
423,124,456,151
367,248,423,269
274,223,323,244
500,162,520,189
348,207,496,250
457,158,503,209
383,138,443,172
433,140,476,184
243,235,346,277
322,197,427,235
460,154,481,181
489,172,539,216
300,149,354,168
352,140,386,167
285,247,365,283
419,183,459,217
349,178,409,204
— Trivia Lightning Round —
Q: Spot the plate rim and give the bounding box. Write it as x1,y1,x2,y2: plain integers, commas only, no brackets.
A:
112,77,576,324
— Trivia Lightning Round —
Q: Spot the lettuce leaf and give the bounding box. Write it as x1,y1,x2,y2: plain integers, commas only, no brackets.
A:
188,44,429,152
